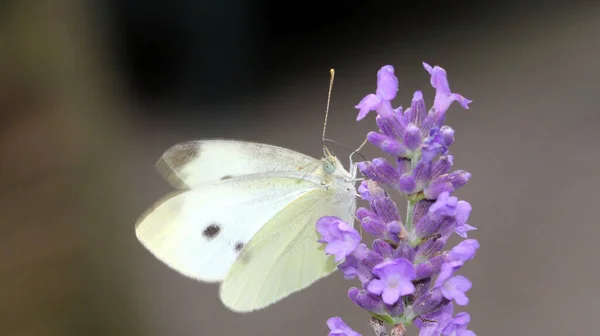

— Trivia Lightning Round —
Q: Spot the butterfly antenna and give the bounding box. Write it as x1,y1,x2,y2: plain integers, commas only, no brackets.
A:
323,139,367,161
322,68,335,157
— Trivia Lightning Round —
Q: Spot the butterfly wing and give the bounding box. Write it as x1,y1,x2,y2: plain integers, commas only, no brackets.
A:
135,173,323,282
157,140,320,189
219,187,356,312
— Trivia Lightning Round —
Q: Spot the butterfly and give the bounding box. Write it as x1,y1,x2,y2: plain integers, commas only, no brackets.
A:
134,70,366,312
135,139,359,312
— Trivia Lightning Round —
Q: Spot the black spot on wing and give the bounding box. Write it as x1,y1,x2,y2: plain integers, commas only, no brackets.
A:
234,242,244,252
221,175,234,180
202,224,221,240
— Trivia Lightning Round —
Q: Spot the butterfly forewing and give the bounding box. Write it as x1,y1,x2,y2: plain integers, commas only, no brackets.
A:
157,140,320,189
135,174,323,282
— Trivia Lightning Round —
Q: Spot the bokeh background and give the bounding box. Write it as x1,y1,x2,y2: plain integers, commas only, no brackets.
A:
1,0,599,335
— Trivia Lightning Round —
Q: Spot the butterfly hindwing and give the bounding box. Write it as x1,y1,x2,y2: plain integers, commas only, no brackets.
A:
219,187,356,312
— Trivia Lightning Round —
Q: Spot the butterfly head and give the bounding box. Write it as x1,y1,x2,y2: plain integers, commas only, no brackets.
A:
320,150,357,205
321,148,354,184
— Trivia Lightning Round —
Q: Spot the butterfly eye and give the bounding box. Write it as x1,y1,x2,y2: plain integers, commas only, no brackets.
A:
324,162,335,174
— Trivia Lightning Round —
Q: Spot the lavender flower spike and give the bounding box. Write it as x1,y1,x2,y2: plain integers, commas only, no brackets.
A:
317,63,478,336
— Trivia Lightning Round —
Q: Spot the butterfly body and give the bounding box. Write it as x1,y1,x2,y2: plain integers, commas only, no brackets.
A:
135,140,357,312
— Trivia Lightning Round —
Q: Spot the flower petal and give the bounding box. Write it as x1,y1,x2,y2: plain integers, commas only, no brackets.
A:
449,239,480,262
327,317,362,336
317,217,360,262
356,94,382,121
382,286,402,305
376,65,399,100
367,279,385,295
423,62,472,113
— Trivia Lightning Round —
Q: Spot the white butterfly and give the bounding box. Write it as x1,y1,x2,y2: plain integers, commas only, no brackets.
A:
135,139,359,312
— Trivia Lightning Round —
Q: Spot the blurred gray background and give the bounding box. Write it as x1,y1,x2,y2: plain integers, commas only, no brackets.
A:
1,0,599,335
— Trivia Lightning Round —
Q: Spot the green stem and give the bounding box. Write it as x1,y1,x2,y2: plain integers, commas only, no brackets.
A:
404,151,420,231
405,199,416,231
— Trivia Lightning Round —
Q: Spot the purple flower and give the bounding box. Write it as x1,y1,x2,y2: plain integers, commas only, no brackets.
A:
338,244,372,283
443,312,476,336
356,66,399,121
435,262,472,306
348,287,385,315
454,201,476,238
356,94,383,121
414,253,447,280
423,62,472,113
316,217,361,262
414,302,455,336
327,317,361,336
366,259,416,305
372,158,401,185
405,91,427,127
449,239,480,262
424,171,471,199
360,180,401,223
376,65,399,100
372,239,395,259
429,192,458,219
357,181,372,200
403,123,422,150
366,132,408,157
415,193,476,240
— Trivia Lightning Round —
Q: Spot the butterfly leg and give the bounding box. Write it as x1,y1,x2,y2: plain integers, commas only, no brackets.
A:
349,137,368,179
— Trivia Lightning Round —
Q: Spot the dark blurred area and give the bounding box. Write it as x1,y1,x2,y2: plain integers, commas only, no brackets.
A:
106,0,516,115
1,0,599,335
